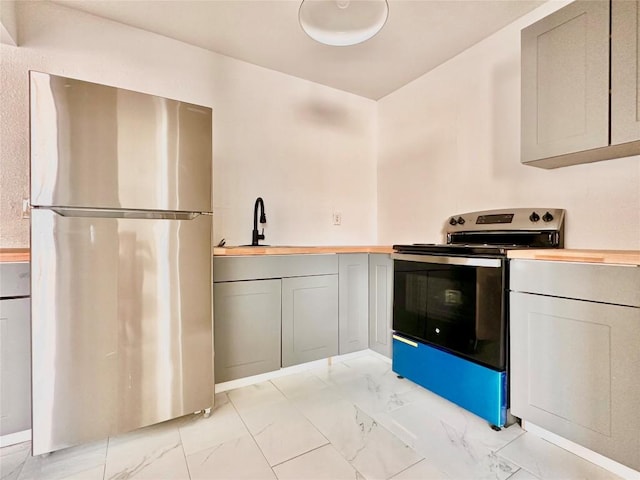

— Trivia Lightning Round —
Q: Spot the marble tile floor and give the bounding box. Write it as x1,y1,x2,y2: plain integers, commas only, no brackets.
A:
0,352,624,480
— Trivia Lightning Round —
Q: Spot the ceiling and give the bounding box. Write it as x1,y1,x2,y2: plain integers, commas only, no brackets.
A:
51,0,545,100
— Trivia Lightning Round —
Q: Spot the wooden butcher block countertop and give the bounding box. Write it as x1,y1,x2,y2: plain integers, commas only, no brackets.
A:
0,246,394,261
5,247,637,264
0,248,30,263
507,249,640,266
213,245,394,256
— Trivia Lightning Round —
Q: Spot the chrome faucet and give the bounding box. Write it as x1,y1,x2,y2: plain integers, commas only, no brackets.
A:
251,197,267,246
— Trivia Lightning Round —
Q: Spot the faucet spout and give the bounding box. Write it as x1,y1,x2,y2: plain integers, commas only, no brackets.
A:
252,197,266,246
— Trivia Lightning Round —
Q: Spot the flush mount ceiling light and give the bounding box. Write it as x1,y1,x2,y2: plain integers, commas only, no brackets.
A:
298,0,389,47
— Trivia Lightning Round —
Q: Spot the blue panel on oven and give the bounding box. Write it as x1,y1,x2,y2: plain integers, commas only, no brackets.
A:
392,335,507,427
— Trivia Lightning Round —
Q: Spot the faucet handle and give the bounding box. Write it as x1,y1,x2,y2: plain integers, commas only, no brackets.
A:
258,228,265,241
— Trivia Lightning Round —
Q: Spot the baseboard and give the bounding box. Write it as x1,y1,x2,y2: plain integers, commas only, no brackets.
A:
0,429,31,448
523,422,640,480
214,349,376,393
367,349,392,364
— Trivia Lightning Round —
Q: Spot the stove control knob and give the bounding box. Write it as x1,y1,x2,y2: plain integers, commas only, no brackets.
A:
449,217,458,226
529,211,540,222
457,217,465,225
542,211,554,222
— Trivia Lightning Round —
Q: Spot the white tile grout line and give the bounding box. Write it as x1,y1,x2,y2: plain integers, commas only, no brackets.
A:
103,433,112,480
385,458,431,480
225,389,280,479
268,375,334,465
176,419,192,480
0,445,31,480
267,354,417,479
7,351,527,480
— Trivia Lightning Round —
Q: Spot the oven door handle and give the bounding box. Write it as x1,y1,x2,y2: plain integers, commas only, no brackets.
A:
391,253,502,268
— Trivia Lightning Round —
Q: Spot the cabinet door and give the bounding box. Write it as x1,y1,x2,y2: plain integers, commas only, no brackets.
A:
214,280,281,383
510,292,640,471
611,0,640,145
338,254,369,354
521,0,610,163
0,298,31,436
282,275,338,367
368,254,393,358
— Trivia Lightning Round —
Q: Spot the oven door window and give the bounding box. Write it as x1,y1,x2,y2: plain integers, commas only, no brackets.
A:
393,259,505,370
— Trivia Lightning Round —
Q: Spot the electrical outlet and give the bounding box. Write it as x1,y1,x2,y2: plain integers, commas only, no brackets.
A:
21,198,30,219
332,212,341,226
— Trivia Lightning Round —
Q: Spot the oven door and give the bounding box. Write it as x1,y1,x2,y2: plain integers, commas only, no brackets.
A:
392,253,506,370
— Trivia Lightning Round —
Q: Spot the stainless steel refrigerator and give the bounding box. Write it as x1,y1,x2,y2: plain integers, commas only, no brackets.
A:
29,72,213,455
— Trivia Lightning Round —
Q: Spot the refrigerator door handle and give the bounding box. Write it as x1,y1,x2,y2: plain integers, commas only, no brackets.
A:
48,207,203,220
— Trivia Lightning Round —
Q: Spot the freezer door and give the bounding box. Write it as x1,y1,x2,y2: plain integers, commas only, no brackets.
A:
31,209,213,454
30,72,212,212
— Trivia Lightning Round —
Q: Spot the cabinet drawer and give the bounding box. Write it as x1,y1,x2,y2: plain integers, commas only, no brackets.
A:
0,263,30,298
214,254,338,282
509,260,640,307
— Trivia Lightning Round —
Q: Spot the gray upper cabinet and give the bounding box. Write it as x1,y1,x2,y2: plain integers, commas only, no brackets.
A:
0,262,31,437
282,274,339,367
368,254,393,358
611,0,640,145
213,279,281,383
338,254,369,355
521,0,640,168
521,1,609,165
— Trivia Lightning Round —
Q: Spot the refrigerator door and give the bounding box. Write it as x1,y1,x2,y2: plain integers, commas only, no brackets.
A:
31,208,213,455
30,72,212,212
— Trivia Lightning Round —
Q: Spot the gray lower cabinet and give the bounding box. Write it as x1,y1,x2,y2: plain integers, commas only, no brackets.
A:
0,262,31,437
510,260,640,471
282,274,339,367
368,254,393,358
213,252,391,379
213,254,341,378
213,279,281,383
338,254,369,354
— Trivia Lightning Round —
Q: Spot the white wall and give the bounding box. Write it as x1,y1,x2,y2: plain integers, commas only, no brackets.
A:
377,1,640,250
0,1,377,248
3,1,639,251
0,0,17,46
